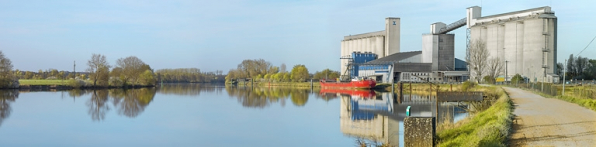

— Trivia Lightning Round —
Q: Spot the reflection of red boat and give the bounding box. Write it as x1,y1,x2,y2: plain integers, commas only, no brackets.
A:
320,77,376,89
320,89,376,99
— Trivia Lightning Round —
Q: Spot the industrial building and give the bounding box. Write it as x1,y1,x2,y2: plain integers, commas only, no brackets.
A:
340,17,400,79
467,6,558,83
357,51,468,83
340,6,558,83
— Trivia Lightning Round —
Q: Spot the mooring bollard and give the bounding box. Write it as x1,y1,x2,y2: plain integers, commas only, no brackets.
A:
406,106,411,116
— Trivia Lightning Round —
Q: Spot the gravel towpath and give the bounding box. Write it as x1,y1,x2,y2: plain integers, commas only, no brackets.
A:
504,87,596,146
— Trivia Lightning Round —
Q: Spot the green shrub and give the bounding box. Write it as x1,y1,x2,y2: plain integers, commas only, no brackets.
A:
68,79,85,88
462,81,476,91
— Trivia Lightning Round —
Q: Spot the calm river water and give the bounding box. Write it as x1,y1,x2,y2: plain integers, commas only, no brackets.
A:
0,83,467,147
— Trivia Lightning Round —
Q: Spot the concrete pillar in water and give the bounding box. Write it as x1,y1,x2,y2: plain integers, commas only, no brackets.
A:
404,117,435,147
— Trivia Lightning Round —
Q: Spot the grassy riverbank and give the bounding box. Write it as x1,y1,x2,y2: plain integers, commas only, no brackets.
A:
436,86,513,146
19,80,69,86
17,79,155,89
256,81,320,88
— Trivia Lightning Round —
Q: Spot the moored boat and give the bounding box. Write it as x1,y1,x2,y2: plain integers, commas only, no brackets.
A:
319,77,376,89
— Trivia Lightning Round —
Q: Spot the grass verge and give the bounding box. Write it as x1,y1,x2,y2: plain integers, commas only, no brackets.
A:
19,79,69,85
436,87,513,147
253,82,320,88
554,95,596,112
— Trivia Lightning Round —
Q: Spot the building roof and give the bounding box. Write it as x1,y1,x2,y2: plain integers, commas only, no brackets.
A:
343,30,385,41
394,63,432,72
454,58,468,71
478,6,552,20
361,51,422,65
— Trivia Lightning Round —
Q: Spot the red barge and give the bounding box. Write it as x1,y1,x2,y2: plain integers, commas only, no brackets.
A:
319,77,376,89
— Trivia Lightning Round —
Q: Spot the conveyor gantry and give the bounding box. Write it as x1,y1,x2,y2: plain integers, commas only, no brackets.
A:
435,17,467,34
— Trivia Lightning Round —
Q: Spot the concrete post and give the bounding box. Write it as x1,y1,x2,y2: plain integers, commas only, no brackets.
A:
399,82,403,103
392,81,395,93
563,59,566,96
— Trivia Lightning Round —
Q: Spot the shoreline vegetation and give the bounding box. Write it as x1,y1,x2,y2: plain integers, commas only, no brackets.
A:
435,85,512,146
0,51,225,90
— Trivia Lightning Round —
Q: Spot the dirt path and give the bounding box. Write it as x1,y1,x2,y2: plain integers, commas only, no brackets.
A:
504,87,596,146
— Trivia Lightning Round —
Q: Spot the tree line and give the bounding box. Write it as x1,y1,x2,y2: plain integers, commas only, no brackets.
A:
155,68,224,83
559,54,596,81
13,69,87,80
225,59,340,83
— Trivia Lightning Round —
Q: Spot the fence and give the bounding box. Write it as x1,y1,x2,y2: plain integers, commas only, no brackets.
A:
567,85,596,99
509,82,596,99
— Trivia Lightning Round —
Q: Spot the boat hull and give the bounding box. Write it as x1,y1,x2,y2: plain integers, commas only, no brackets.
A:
320,80,376,89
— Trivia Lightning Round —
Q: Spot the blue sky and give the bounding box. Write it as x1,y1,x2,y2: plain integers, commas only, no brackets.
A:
1,0,595,73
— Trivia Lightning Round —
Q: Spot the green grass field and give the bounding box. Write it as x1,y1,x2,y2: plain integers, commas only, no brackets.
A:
19,79,69,86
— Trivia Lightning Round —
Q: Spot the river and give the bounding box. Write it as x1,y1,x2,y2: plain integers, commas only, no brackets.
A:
0,83,467,146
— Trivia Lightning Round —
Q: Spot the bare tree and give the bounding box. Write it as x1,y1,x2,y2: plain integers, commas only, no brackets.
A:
467,39,489,83
87,54,111,87
280,63,287,73
486,57,504,83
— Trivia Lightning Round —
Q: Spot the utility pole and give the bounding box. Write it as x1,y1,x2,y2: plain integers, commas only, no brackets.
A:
505,61,509,84
562,59,566,96
541,68,545,92
73,61,76,77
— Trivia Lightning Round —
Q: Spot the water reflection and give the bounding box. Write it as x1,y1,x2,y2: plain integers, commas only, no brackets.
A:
68,89,88,98
321,90,468,146
157,83,224,96
110,88,156,118
79,88,157,121
0,90,18,126
225,86,320,108
87,90,109,121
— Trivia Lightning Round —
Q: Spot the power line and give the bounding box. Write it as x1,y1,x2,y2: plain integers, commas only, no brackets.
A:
577,35,596,55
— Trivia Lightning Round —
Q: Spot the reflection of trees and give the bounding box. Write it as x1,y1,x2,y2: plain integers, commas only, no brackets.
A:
157,83,218,96
68,89,88,98
86,90,110,121
0,90,19,126
225,86,313,108
110,88,156,118
290,89,309,106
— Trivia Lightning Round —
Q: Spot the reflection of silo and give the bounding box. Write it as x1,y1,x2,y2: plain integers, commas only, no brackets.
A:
340,97,386,141
339,95,399,145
